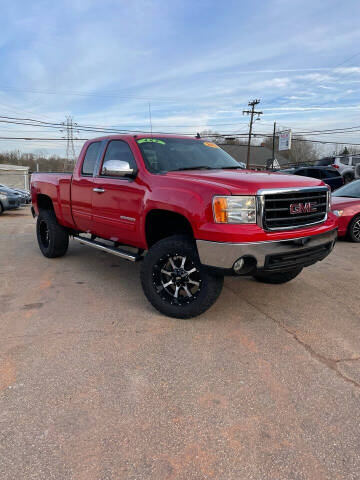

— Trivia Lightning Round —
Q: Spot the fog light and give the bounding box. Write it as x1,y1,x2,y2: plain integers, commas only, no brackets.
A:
233,258,245,273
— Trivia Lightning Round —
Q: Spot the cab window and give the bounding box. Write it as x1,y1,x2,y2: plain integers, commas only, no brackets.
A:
82,142,101,176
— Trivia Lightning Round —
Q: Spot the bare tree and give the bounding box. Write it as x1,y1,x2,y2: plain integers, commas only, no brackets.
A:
262,135,319,166
199,129,223,143
0,150,68,172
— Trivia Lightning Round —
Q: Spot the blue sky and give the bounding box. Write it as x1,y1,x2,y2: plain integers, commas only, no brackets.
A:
0,0,360,155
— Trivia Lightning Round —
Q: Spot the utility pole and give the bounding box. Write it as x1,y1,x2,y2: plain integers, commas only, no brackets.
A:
60,116,78,171
243,99,262,169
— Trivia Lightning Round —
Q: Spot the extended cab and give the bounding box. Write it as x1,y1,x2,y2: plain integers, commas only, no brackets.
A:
31,135,338,318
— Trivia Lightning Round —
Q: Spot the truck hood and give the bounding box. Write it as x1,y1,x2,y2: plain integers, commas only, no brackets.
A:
166,169,324,195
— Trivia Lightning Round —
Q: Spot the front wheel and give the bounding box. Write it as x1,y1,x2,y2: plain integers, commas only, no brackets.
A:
348,214,360,243
0,203,3,215
253,267,303,284
140,235,223,319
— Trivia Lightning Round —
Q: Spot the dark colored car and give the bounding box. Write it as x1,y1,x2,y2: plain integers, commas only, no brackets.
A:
0,187,21,214
331,179,360,242
280,166,344,191
12,188,31,204
0,184,29,204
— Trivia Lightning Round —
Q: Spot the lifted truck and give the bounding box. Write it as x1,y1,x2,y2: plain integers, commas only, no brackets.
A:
31,135,337,318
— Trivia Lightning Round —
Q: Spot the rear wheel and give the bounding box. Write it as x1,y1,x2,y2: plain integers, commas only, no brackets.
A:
36,209,69,258
253,267,303,284
141,235,223,319
348,214,360,243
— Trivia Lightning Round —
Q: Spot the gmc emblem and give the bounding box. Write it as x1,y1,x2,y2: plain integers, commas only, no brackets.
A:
290,202,318,215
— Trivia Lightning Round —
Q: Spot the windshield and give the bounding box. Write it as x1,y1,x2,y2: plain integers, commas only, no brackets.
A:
332,179,360,198
136,138,241,173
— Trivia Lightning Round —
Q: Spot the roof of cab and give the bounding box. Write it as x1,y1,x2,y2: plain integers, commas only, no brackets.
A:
86,133,201,142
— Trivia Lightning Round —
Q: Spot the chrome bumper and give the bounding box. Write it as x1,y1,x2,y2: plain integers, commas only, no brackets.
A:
196,229,337,271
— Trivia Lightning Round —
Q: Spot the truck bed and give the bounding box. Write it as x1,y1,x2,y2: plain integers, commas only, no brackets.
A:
31,172,74,228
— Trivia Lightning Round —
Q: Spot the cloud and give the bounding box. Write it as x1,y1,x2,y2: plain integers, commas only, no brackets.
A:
334,67,360,74
296,73,334,82
0,0,360,153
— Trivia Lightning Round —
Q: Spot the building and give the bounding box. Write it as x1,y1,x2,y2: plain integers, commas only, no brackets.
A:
220,144,289,170
0,164,30,190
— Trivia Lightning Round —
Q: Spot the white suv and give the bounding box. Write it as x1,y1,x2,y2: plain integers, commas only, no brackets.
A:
333,156,360,183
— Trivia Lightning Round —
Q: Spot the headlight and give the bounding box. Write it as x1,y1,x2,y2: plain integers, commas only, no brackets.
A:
213,196,256,223
327,187,331,211
0,193,7,201
332,210,344,217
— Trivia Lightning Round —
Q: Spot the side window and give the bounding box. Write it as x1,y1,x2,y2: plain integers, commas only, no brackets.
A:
101,140,137,175
82,142,101,176
310,169,322,179
340,157,349,165
324,168,339,178
297,168,308,176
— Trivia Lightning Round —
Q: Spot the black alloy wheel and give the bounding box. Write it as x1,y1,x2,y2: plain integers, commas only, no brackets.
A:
140,235,224,319
153,253,201,305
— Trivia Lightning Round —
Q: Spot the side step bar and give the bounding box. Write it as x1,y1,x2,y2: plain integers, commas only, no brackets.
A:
73,235,142,262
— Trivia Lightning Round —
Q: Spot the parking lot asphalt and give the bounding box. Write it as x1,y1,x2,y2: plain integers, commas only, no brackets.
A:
1,208,360,480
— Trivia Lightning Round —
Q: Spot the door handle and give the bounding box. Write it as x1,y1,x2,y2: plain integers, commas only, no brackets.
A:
93,188,105,193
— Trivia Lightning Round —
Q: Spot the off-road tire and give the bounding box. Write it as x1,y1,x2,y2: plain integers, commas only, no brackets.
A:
141,235,224,319
348,214,360,243
36,209,69,258
253,267,303,284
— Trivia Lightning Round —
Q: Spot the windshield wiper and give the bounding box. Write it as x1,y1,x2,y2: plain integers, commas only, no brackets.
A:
170,166,214,172
220,166,244,169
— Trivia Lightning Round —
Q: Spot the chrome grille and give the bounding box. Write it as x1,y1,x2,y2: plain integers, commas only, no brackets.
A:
258,187,329,231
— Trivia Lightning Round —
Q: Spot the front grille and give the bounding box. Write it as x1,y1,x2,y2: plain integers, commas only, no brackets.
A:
260,187,328,231
264,242,333,271
9,199,17,206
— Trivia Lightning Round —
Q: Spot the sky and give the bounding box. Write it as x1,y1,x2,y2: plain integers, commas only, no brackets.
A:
0,0,360,156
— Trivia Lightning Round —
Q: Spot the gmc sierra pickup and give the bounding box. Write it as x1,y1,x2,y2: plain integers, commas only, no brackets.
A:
31,135,337,318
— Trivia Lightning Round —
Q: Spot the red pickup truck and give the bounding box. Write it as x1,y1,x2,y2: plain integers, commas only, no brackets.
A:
31,134,337,318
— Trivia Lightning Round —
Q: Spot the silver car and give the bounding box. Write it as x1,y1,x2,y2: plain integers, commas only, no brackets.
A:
0,188,20,214
333,156,360,184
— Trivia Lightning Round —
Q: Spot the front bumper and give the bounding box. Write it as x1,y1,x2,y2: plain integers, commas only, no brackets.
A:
196,228,337,274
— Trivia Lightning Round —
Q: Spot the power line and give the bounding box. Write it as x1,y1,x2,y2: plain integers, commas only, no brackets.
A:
3,113,360,137
333,51,360,69
1,134,360,146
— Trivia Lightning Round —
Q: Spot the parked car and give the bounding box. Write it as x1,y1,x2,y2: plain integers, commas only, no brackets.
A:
316,156,360,184
355,163,360,180
0,187,21,214
331,179,360,242
31,134,337,319
0,184,29,205
280,166,344,191
12,188,31,204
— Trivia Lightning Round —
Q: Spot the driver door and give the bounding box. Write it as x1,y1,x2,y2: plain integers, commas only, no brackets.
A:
91,140,145,246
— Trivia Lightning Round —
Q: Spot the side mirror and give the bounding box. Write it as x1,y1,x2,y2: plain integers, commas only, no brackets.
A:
101,160,134,177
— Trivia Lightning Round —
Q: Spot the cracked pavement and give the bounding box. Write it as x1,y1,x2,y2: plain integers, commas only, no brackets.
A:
1,209,360,479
